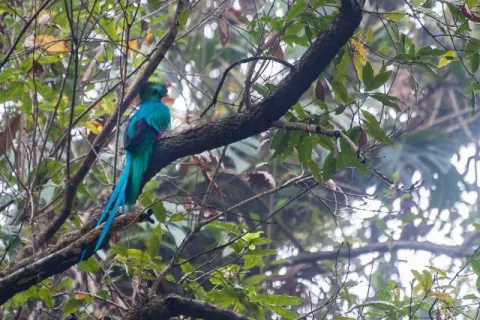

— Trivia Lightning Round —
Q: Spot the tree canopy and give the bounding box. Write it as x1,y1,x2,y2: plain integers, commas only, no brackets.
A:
1,0,480,319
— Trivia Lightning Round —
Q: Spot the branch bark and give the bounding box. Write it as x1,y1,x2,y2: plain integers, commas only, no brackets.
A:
270,238,480,270
125,295,251,320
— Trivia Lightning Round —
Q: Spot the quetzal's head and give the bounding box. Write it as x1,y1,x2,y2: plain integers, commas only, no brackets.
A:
139,82,174,104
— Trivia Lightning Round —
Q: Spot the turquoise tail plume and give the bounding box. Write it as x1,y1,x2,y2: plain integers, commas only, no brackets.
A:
79,82,171,263
80,154,132,261
94,154,132,253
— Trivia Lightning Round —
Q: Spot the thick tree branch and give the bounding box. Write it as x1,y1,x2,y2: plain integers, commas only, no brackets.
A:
141,0,363,188
125,295,250,320
271,238,480,269
0,212,138,305
273,120,340,137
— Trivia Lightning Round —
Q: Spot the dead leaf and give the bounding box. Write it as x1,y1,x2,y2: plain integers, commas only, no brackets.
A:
145,32,153,45
429,291,453,301
273,44,284,60
24,35,35,48
227,8,249,24
85,120,104,135
0,114,21,155
245,171,276,189
323,179,337,190
26,34,70,53
86,117,105,143
218,18,229,47
358,128,368,151
350,38,367,66
27,61,44,77
128,39,138,50
460,4,480,22
178,158,191,177
315,80,325,101
38,10,52,26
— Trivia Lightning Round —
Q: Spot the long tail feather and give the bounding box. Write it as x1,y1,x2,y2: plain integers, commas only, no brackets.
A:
80,155,132,261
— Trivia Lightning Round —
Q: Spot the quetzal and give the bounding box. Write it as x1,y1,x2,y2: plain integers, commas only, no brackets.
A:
82,82,172,260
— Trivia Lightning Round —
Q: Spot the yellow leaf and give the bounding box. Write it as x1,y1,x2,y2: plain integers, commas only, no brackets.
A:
353,55,364,81
85,120,103,135
366,27,374,43
438,50,456,68
145,32,153,45
128,39,138,50
34,34,70,53
350,38,367,81
350,38,367,66
384,9,406,21
429,292,453,301
74,293,86,300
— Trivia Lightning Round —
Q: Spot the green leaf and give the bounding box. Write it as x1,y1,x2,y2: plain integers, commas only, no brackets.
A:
370,93,401,111
97,290,108,300
79,257,100,274
472,93,476,116
353,301,397,311
153,201,167,223
244,248,277,257
271,130,290,158
250,293,303,306
427,266,447,278
243,255,264,269
471,258,480,275
412,270,433,294
252,83,270,97
63,298,83,314
270,306,297,319
361,110,393,145
293,103,307,120
384,9,406,21
339,137,368,176
467,83,480,95
169,213,184,222
437,50,455,68
11,286,37,306
124,248,150,261
206,290,237,307
244,275,266,285
416,46,447,57
146,225,162,258
286,1,306,22
471,54,480,73
177,9,190,28
297,136,313,165
332,80,350,103
363,61,374,88
467,0,478,10
308,160,324,182
366,71,392,91
322,152,336,180
37,287,55,308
